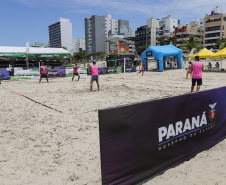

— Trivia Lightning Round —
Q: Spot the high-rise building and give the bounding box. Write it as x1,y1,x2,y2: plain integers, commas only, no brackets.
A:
73,38,86,53
135,18,159,50
119,26,135,40
157,15,178,41
135,25,151,50
85,14,129,54
175,21,204,49
48,18,73,51
200,18,205,28
85,15,105,54
118,20,129,32
147,18,160,46
204,6,226,49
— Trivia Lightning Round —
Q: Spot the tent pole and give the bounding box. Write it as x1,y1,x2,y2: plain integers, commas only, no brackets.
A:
124,58,126,82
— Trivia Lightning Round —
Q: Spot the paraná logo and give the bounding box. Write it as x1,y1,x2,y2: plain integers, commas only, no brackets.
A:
209,103,217,120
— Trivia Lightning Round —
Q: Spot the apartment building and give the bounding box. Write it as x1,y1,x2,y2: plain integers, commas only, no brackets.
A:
175,21,204,48
135,25,151,50
157,15,178,41
48,18,73,51
135,18,159,50
118,20,129,30
204,6,226,49
85,15,105,54
85,14,129,54
147,18,160,46
73,38,85,53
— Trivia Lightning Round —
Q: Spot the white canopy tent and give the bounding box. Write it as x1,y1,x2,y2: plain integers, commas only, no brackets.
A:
0,46,70,54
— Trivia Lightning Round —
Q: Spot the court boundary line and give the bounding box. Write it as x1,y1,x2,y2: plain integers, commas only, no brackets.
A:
1,86,62,113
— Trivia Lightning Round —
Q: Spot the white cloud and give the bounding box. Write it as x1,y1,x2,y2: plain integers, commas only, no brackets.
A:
15,0,226,23
68,9,91,14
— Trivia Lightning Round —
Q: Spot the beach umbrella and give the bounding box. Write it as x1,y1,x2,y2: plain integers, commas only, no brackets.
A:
189,48,215,58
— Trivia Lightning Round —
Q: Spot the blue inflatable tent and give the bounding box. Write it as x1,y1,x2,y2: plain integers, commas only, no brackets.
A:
141,44,183,72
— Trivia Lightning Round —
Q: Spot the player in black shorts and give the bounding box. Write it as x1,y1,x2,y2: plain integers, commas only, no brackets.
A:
72,63,80,81
39,62,49,83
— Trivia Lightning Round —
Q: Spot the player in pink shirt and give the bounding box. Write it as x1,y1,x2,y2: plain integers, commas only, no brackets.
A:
186,61,192,79
137,63,145,76
72,63,80,81
39,62,49,83
191,56,204,92
90,60,100,91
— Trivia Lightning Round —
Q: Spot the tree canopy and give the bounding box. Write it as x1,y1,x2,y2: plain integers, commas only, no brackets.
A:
62,46,68,50
137,45,148,55
72,51,106,61
157,37,177,46
182,35,200,52
72,52,87,61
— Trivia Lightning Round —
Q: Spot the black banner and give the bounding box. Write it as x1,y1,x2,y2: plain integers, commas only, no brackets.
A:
99,87,226,184
146,51,153,57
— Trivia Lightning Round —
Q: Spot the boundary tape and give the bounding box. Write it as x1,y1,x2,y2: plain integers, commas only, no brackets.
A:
1,86,62,113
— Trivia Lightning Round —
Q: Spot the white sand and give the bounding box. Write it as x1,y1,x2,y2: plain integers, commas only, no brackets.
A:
0,68,225,185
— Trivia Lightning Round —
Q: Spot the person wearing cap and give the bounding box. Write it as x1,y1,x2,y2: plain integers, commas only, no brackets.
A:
39,62,49,83
191,56,203,92
89,60,100,91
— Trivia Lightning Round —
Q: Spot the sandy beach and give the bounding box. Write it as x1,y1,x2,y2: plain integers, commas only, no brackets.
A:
0,67,226,185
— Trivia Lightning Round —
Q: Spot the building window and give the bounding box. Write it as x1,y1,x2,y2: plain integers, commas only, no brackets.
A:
205,26,220,32
206,18,221,23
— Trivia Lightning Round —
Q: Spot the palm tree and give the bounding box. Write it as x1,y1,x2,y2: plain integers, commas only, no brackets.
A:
220,41,226,49
215,37,226,49
137,45,148,55
157,37,168,46
182,36,200,52
167,37,178,46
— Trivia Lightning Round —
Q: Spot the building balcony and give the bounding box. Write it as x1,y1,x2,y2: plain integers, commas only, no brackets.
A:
157,29,163,33
156,34,164,38
135,35,147,38
177,38,183,41
163,32,170,36
205,36,220,40
205,30,222,34
177,31,202,36
204,43,216,46
176,32,182,35
163,27,170,31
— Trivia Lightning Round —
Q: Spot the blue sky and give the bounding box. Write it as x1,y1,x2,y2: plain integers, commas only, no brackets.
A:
1,0,226,47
